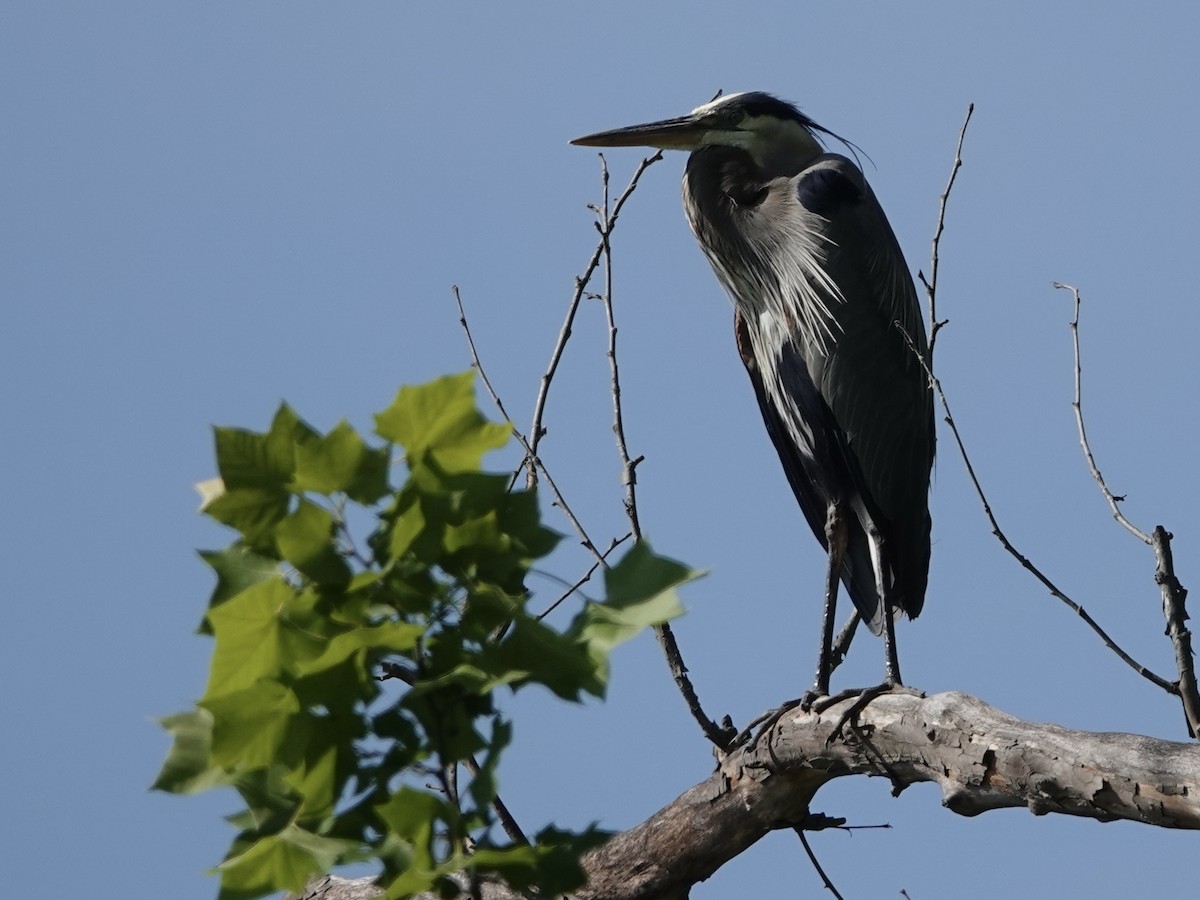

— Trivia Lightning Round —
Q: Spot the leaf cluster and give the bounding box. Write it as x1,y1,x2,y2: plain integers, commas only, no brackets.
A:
154,372,691,899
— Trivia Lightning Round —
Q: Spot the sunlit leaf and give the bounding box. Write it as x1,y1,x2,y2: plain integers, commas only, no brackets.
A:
199,544,281,616
296,621,424,677
565,541,694,696
202,680,305,771
151,708,232,794
293,420,390,503
275,499,352,587
480,614,599,701
214,404,309,491
217,824,357,900
374,372,508,471
205,579,327,699
203,486,290,551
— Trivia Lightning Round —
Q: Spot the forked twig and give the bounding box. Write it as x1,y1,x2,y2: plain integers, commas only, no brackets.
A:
896,326,1176,694
536,533,631,621
1052,283,1198,736
521,151,663,491
454,285,602,559
1153,526,1200,737
1054,283,1151,543
918,103,973,362
588,152,732,751
460,155,729,749
827,611,861,675
597,156,645,542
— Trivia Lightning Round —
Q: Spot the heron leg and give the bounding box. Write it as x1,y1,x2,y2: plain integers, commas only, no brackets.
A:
881,593,902,685
812,501,847,697
868,525,902,686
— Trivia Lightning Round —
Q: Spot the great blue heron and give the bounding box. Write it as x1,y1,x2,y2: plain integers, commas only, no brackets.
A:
572,92,934,696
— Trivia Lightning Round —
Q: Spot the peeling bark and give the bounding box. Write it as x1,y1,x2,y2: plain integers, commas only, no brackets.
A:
286,691,1200,900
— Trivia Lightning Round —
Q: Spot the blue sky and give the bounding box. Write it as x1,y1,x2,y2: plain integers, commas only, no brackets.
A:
4,4,1198,897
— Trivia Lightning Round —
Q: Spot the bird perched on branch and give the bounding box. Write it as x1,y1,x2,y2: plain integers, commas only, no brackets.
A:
573,92,934,696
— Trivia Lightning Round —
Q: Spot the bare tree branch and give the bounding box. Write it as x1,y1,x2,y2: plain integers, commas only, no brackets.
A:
588,153,733,752
454,284,604,560
1050,283,1199,737
1054,282,1152,543
522,152,662,491
536,532,631,621
896,326,1177,695
1153,526,1200,737
597,157,645,544
457,157,728,750
292,691,1200,900
918,102,973,361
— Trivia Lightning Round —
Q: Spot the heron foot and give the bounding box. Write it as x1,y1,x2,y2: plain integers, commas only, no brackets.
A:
799,689,828,712
815,682,924,746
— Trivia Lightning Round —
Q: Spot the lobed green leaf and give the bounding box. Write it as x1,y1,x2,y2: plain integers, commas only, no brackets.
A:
275,500,352,588
204,579,327,699
152,708,232,794
374,372,508,472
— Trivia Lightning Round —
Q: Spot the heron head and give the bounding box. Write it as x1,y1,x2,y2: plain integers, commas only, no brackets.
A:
572,92,831,175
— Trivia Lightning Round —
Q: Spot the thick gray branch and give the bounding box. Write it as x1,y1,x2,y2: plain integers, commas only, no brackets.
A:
288,691,1200,900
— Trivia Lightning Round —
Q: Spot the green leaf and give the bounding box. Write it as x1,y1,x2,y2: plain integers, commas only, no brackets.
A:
479,613,599,701
294,653,380,718
565,541,694,697
281,725,344,822
374,372,508,472
465,825,608,895
151,708,232,794
497,488,561,560
217,824,357,900
201,680,305,771
203,486,290,551
602,539,697,609
296,620,424,677
388,501,426,561
198,544,281,633
205,579,327,699
375,786,448,896
293,420,390,503
275,500,352,587
214,404,309,491
231,767,302,833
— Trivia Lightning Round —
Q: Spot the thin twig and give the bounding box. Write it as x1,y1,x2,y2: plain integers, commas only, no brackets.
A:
454,285,602,558
588,152,731,751
655,619,734,748
598,156,645,542
1153,526,1200,738
537,533,632,621
1053,284,1197,736
794,826,846,900
377,662,532,843
895,326,1177,693
463,754,529,845
453,285,521,429
1054,282,1152,543
521,151,663,491
918,103,973,362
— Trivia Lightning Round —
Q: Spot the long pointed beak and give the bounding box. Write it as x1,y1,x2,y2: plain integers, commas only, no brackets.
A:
571,114,710,150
